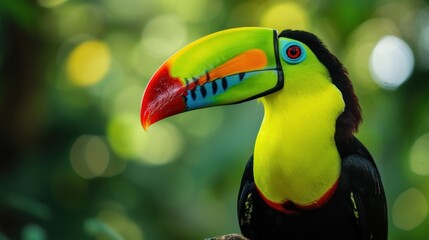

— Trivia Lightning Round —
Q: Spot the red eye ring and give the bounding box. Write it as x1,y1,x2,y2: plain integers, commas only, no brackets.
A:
286,45,301,59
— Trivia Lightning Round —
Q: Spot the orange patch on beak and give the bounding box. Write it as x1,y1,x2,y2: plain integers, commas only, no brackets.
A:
195,49,268,86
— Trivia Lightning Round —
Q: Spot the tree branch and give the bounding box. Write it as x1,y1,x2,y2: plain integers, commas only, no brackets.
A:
205,234,249,240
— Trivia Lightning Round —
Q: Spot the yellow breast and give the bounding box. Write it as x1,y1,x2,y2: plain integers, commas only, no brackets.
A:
254,82,345,206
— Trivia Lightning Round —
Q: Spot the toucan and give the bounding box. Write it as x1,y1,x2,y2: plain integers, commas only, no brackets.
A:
140,27,387,239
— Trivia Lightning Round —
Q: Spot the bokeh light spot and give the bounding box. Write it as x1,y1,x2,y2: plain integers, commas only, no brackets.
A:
345,18,401,91
369,35,414,90
177,0,223,22
21,224,47,240
259,3,310,31
138,121,184,165
101,155,127,178
141,14,187,58
106,114,140,159
70,135,110,179
105,32,139,70
107,113,183,165
410,133,429,176
97,208,143,240
176,107,225,138
392,188,428,231
53,3,106,39
84,218,123,240
103,0,153,23
85,137,110,176
67,40,111,87
112,84,144,115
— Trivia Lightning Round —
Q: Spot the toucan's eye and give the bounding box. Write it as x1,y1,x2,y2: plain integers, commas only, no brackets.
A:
286,45,301,59
280,41,306,64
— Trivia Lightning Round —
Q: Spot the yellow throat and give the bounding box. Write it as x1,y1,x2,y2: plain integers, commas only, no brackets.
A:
254,70,345,206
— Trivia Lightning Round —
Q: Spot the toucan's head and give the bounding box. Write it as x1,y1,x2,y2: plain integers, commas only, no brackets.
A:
141,27,361,142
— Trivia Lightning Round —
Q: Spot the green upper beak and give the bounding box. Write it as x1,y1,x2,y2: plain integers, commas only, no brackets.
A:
140,27,284,129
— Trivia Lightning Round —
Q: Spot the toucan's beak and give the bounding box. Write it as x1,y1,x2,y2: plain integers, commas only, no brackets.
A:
141,27,283,129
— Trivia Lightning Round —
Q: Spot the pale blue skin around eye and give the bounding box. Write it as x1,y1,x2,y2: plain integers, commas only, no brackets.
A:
279,39,307,65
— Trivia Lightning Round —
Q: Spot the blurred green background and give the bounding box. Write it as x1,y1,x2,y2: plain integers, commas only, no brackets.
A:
1,0,429,239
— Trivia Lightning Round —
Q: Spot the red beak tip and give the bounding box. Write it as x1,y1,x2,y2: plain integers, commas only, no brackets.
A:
141,119,151,131
140,64,187,131
140,110,151,131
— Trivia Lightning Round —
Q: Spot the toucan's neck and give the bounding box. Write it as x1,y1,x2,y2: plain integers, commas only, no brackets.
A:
254,82,345,206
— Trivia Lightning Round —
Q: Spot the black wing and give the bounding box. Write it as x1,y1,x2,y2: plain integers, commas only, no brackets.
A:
342,138,388,240
237,156,257,238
